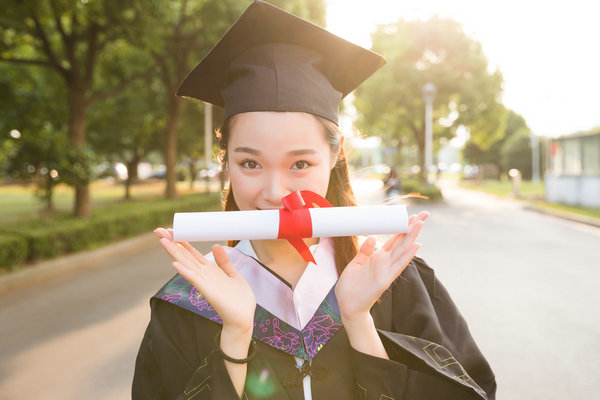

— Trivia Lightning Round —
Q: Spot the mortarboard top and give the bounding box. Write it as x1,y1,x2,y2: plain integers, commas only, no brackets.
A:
176,0,386,124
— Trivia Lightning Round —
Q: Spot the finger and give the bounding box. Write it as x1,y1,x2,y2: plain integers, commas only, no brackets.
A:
390,243,421,277
382,233,402,252
415,211,429,222
179,241,208,264
166,228,175,240
159,238,202,270
154,227,171,239
382,212,424,252
212,245,237,277
401,242,421,266
394,219,424,251
171,261,199,286
351,236,376,266
406,212,428,229
384,215,424,252
391,220,424,258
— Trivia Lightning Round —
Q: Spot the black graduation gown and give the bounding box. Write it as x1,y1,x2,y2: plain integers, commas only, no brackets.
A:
132,253,496,400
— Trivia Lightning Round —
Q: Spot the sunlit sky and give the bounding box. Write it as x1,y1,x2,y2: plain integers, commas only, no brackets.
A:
326,0,600,138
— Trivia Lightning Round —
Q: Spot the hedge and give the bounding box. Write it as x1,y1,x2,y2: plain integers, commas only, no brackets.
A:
0,233,28,269
401,180,444,202
0,192,221,269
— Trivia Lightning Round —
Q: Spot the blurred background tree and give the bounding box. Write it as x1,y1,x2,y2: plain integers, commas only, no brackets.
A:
0,55,69,212
87,75,165,200
463,109,530,179
0,0,327,216
354,17,504,182
0,0,153,217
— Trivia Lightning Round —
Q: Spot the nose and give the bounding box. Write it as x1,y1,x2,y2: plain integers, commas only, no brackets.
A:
262,171,290,207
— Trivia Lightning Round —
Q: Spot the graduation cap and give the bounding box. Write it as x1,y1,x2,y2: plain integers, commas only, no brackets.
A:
176,0,386,125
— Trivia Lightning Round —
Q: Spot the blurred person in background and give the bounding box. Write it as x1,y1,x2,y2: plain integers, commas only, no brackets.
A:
383,167,401,200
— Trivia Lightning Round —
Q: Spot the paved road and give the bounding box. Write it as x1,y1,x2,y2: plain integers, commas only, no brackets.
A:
406,182,600,400
1,180,599,399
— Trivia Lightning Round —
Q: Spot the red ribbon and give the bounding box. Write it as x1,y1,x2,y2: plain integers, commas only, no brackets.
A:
277,190,332,264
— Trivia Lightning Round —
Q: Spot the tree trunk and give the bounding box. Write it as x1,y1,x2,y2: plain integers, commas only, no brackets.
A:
410,125,426,183
125,159,139,200
164,97,184,199
188,158,198,190
68,86,91,217
417,140,426,183
45,177,54,213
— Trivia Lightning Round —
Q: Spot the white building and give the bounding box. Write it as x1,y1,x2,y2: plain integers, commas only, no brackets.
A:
545,129,600,207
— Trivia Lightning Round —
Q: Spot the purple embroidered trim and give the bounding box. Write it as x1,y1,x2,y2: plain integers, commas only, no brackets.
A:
155,274,342,360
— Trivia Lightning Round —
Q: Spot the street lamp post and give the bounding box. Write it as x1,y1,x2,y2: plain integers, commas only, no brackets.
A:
422,82,436,184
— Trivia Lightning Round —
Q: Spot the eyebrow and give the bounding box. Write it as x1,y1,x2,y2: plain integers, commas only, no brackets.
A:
232,147,318,156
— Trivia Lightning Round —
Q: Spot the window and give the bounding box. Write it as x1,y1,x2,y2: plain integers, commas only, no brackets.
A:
582,135,600,175
562,138,582,175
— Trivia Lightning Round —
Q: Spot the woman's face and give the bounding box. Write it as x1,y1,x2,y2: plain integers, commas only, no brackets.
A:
227,112,338,211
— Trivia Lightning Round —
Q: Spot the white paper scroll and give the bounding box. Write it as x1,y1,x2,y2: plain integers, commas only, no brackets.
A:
173,205,408,242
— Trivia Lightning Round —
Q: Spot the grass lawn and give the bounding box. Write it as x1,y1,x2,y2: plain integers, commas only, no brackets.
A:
460,179,545,200
529,200,600,221
0,179,218,225
459,179,600,221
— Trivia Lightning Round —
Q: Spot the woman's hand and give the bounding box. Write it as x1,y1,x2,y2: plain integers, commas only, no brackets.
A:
335,212,428,358
335,212,428,324
155,228,254,396
154,228,256,334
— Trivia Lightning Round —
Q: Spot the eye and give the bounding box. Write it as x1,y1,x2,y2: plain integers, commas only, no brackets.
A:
292,160,311,170
241,160,261,169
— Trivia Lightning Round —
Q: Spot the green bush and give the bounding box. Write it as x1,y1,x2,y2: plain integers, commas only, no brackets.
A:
400,179,444,201
0,233,28,269
1,193,221,268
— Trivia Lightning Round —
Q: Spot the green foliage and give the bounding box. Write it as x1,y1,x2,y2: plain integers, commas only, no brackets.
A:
354,17,504,179
0,0,156,216
87,74,165,185
0,0,328,211
0,233,28,269
0,192,221,268
4,126,66,210
464,109,530,177
501,129,532,179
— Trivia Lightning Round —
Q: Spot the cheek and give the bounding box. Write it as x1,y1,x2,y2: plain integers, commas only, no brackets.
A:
229,166,256,207
303,165,332,196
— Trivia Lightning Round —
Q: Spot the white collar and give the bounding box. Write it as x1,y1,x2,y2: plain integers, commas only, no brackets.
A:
227,238,338,330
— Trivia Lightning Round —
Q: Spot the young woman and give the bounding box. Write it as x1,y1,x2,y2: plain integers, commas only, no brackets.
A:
132,2,496,399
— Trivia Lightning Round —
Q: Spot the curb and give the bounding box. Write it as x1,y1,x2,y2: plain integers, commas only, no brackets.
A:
524,204,600,228
0,231,158,296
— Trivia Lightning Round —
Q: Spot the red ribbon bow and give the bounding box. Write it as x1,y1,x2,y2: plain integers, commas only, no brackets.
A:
277,190,332,264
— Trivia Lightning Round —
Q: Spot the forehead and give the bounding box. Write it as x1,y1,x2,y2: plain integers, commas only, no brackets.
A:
228,112,329,149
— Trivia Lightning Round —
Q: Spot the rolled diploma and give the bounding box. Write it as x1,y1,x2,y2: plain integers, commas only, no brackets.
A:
173,205,407,242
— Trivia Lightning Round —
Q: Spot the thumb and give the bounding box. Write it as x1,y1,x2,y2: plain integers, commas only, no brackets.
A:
350,236,376,266
212,245,237,276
